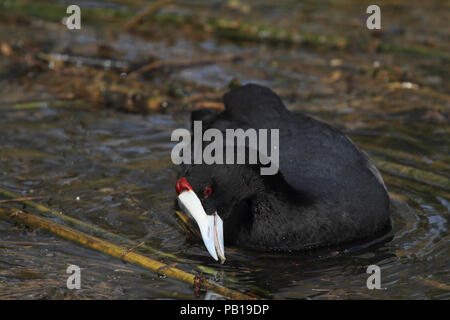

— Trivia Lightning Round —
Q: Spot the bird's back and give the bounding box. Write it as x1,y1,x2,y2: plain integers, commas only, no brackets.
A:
193,84,391,247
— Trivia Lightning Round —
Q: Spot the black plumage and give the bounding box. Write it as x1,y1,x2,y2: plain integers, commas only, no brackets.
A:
177,84,391,251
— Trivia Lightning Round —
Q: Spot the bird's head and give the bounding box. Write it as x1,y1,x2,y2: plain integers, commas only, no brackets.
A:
175,164,262,263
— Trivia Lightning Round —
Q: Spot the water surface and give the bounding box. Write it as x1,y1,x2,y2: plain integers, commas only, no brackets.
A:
0,0,448,299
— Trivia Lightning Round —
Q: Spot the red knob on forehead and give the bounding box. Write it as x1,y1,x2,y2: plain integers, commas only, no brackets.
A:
175,177,193,194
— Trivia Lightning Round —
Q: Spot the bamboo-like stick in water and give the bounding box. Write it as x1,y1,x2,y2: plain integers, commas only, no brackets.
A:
0,187,194,263
0,207,255,300
0,187,271,298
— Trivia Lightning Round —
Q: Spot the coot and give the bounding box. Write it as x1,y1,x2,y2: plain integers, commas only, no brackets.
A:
175,84,391,262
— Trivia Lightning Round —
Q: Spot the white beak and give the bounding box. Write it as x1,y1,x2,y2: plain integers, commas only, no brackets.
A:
177,190,226,263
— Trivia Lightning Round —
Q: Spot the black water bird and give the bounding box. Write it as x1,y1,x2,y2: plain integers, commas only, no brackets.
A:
175,84,391,262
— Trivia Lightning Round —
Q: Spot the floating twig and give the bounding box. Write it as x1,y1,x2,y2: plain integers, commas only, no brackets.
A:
0,187,271,298
125,0,174,31
0,187,190,262
0,196,47,203
0,207,255,300
129,54,243,76
121,241,145,258
193,101,224,110
37,53,130,71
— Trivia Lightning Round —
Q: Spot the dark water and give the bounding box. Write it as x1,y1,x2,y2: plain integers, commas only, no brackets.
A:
0,105,448,299
0,0,449,299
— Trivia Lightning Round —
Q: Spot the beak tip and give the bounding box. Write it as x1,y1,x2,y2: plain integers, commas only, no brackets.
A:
207,247,219,261
177,190,226,263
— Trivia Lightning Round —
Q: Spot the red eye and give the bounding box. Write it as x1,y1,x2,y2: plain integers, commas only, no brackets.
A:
203,186,212,197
